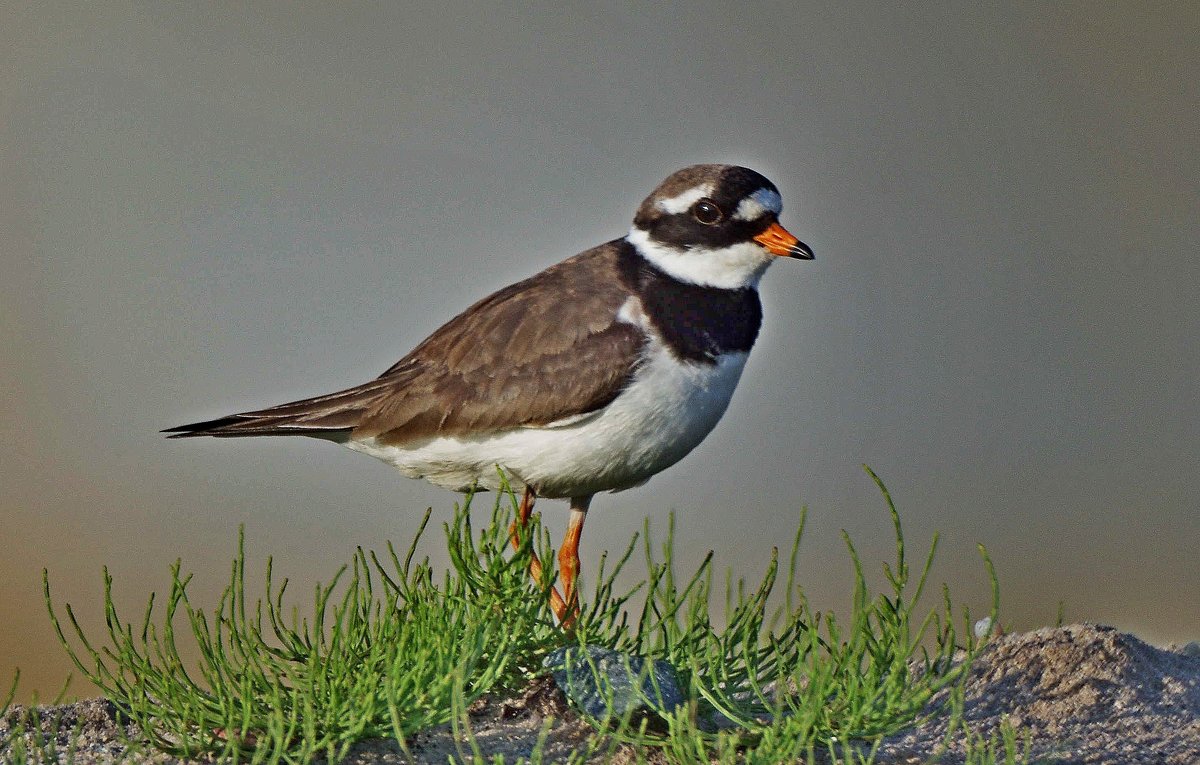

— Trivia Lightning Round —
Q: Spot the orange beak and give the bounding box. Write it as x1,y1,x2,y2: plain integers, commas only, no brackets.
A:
753,221,814,259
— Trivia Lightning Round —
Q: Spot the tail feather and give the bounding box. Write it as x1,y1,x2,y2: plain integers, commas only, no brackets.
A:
162,413,352,439
164,378,395,440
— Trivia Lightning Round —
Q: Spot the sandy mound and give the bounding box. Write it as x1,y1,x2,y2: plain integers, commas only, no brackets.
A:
3,624,1198,763
880,623,1200,763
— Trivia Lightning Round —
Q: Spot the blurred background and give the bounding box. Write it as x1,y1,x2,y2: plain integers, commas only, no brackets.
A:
2,3,1196,702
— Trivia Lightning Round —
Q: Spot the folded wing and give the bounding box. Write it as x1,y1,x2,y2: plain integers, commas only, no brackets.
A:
164,242,646,444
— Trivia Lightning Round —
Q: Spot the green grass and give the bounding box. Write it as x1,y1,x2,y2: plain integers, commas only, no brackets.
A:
960,716,1041,765
39,468,1005,764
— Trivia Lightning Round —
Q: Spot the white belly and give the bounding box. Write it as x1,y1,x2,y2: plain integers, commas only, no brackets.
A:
344,348,749,498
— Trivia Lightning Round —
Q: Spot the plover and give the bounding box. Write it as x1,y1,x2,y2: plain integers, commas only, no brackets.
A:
166,164,813,624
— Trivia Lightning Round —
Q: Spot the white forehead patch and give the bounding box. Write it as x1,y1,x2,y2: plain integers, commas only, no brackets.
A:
657,183,715,214
733,187,783,221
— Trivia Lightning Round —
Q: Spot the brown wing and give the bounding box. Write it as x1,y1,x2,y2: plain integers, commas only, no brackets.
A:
356,241,645,444
164,241,646,444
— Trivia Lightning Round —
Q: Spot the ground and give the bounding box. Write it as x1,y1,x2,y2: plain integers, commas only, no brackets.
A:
4,624,1199,764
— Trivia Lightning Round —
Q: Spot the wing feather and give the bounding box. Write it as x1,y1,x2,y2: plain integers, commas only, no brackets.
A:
357,242,645,443
164,241,646,444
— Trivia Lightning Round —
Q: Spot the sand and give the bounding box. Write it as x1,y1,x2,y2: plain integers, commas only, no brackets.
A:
3,624,1198,764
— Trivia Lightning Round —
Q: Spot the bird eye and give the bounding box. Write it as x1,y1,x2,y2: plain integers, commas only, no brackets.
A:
691,199,723,225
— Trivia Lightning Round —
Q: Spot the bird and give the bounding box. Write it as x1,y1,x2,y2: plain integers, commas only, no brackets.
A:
165,164,813,625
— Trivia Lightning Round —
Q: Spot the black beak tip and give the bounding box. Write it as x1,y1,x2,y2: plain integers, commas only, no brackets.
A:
790,241,815,260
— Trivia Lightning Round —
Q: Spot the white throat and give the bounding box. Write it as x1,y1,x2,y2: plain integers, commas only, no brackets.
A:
626,227,774,289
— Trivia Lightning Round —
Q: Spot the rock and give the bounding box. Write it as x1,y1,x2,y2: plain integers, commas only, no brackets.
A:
973,617,994,639
543,645,685,722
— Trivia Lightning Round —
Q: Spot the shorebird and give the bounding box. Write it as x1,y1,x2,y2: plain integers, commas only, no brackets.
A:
166,164,813,624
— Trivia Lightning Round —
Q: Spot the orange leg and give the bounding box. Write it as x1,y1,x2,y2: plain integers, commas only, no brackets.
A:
557,495,592,628
508,486,568,619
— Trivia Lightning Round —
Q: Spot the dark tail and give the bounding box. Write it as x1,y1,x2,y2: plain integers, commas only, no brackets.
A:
164,378,394,440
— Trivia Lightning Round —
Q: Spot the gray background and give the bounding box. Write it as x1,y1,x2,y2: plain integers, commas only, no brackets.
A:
3,2,1196,700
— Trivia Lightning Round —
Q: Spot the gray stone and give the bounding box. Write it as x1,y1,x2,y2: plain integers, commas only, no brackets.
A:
973,616,994,639
543,645,685,722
